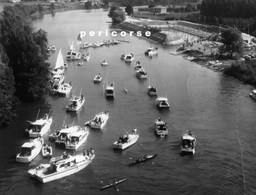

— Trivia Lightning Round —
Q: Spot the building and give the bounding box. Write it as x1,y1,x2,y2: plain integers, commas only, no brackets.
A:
152,6,167,15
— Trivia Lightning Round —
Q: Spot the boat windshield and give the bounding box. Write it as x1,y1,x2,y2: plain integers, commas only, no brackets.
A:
20,147,32,156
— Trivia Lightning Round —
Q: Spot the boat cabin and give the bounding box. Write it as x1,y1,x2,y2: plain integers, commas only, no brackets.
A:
20,142,34,156
105,84,115,97
181,137,195,149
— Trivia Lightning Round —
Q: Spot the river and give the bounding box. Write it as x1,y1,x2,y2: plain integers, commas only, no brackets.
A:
0,9,256,195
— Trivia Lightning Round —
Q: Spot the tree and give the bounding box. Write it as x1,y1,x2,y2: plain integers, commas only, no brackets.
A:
148,0,156,8
221,27,244,57
0,5,50,101
108,6,126,24
0,48,19,127
125,5,134,16
85,1,92,9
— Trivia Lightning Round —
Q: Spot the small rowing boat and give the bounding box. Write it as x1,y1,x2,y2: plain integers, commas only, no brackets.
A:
100,178,127,191
129,154,157,166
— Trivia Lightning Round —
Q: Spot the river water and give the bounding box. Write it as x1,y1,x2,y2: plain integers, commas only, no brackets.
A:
0,9,256,195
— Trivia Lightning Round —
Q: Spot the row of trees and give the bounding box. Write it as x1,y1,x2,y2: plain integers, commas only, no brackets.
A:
0,5,50,127
200,0,256,36
110,0,201,6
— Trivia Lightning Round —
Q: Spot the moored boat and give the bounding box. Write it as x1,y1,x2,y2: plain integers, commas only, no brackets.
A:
93,73,102,83
113,129,139,150
55,125,80,146
82,53,91,61
136,68,148,79
65,126,89,150
155,117,168,137
156,97,170,108
50,82,72,95
42,144,53,157
50,74,65,88
124,53,134,63
16,137,44,163
145,47,158,56
25,113,53,138
105,83,115,98
66,94,85,112
51,49,65,75
148,80,157,96
66,41,81,60
249,89,256,100
101,60,108,66
28,149,95,183
180,130,196,155
86,111,109,129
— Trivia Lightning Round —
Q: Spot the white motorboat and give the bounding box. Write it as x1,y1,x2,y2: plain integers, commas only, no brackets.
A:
155,117,168,137
49,130,61,141
136,68,148,79
134,61,141,67
66,51,81,60
51,49,65,75
134,64,142,72
42,144,53,157
249,89,256,100
123,53,134,63
66,41,81,60
180,130,196,155
93,74,102,83
65,126,89,150
55,125,80,146
101,60,108,66
16,137,44,163
47,45,56,52
145,47,158,56
87,111,109,129
105,83,115,98
80,42,91,49
148,79,157,96
208,60,222,66
50,74,65,88
148,86,157,96
156,97,170,108
51,82,72,95
92,42,102,47
28,149,95,183
82,53,90,61
113,129,139,150
78,62,84,66
187,56,196,61
66,94,85,112
25,113,53,138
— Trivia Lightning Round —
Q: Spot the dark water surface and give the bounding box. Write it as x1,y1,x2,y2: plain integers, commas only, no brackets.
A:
1,9,256,195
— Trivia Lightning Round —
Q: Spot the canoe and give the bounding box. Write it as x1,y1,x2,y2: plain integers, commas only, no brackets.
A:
100,178,127,191
129,154,157,166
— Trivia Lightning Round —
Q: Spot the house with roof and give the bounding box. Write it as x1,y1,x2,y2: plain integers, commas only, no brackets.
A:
152,6,167,15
